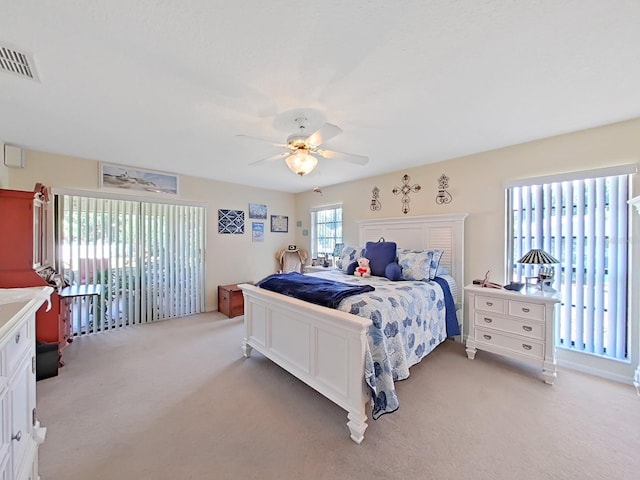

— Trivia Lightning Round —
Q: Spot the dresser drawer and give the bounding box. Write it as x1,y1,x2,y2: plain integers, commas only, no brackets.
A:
475,327,544,360
474,312,544,340
508,300,545,321
474,295,506,314
5,321,32,374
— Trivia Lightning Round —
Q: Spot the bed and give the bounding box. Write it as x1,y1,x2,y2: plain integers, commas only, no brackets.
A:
239,213,467,443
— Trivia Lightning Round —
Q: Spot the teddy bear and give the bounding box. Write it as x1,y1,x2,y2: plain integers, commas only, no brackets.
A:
353,257,371,277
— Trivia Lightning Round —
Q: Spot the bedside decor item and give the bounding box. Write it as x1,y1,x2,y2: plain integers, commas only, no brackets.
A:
370,186,382,211
218,209,245,234
435,173,452,205
332,243,344,267
270,215,288,232
392,174,421,214
518,249,560,290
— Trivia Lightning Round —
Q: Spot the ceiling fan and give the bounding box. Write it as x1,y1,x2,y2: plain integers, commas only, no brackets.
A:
238,115,369,176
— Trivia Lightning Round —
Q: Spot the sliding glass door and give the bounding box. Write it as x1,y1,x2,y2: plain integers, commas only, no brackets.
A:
55,193,205,335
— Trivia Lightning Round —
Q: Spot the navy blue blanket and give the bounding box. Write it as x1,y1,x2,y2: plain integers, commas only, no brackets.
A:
433,276,460,337
256,272,375,309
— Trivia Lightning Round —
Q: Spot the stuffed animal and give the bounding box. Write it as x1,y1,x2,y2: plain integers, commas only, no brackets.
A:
354,257,371,277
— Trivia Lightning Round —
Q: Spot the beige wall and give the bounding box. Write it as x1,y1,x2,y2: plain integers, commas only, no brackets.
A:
4,149,296,312
295,117,640,383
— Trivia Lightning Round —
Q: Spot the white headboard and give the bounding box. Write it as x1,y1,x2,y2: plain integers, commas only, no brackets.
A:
357,213,467,309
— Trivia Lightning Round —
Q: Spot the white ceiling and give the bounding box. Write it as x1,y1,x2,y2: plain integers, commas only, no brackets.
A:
1,1,639,194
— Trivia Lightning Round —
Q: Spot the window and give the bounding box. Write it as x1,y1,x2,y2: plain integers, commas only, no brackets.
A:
310,204,342,260
506,166,635,361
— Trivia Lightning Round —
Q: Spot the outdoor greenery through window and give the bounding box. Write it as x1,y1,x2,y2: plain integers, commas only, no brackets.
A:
506,166,633,361
55,194,205,335
310,204,343,260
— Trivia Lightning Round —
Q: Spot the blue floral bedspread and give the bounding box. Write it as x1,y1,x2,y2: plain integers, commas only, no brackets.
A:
309,270,458,419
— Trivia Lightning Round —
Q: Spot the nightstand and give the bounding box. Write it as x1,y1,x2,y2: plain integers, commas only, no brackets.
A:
465,284,561,384
304,265,334,273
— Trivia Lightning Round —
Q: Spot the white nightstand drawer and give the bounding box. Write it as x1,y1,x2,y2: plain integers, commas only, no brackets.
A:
474,295,506,314
474,327,544,360
473,312,544,340
508,300,545,321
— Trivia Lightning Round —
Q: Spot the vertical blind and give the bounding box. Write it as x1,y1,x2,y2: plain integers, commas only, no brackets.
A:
507,170,630,360
55,194,205,335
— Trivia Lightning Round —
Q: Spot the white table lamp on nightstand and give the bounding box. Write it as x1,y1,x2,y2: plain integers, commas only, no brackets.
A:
518,248,560,291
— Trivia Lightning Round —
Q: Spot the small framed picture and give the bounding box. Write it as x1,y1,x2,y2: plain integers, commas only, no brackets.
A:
270,215,288,233
249,203,267,219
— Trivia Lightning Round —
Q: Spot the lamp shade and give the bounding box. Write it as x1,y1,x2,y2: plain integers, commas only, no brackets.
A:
517,249,559,265
332,243,344,257
285,149,318,176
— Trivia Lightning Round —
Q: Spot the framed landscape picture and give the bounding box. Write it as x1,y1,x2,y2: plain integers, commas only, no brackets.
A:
249,203,267,219
270,215,288,233
100,163,179,195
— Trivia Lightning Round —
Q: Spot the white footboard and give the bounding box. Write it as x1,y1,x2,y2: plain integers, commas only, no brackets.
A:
239,283,372,444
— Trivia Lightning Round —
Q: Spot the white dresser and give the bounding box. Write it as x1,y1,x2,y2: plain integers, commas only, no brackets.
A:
0,287,52,480
465,285,561,384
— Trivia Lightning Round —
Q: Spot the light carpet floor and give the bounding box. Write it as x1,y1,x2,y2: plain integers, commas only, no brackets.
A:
36,312,640,480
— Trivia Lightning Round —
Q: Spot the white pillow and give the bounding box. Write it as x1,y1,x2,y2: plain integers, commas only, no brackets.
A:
337,245,364,272
397,248,445,281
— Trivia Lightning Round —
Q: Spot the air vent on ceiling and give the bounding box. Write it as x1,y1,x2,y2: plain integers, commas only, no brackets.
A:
0,44,39,81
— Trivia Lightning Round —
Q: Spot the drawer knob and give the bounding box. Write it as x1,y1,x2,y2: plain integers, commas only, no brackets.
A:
483,334,492,340
522,344,532,350
522,307,530,313
15,332,21,344
12,430,22,442
522,325,533,332
483,317,493,323
486,301,493,307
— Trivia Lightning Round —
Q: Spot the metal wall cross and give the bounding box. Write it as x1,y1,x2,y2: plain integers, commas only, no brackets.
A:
392,174,421,214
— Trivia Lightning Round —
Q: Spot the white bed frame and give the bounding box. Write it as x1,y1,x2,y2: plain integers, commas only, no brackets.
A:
240,213,467,443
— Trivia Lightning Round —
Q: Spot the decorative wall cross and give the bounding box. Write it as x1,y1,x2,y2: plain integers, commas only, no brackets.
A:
392,174,421,214
370,186,382,211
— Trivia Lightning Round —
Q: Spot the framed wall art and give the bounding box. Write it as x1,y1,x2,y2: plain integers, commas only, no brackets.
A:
100,162,179,195
252,222,265,242
270,215,288,233
218,209,245,234
249,203,267,219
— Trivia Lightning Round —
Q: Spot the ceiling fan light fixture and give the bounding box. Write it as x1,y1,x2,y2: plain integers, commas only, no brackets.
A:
285,150,318,176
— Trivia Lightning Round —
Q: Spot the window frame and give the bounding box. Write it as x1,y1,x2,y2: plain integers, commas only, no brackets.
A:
310,204,343,261
505,164,636,362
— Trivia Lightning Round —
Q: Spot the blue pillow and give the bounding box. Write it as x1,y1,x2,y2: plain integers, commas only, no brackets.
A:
364,241,397,278
385,262,402,281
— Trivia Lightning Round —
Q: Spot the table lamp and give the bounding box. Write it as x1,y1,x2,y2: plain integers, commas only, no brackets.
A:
517,248,560,291
332,243,344,268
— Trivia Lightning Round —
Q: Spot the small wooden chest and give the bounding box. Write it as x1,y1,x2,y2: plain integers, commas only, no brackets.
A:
218,283,248,318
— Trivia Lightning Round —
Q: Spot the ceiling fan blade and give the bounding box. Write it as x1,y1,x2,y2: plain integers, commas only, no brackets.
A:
316,149,369,165
236,134,288,149
305,123,343,147
248,152,289,166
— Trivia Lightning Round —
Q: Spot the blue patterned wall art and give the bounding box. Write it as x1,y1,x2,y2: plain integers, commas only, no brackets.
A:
218,209,245,234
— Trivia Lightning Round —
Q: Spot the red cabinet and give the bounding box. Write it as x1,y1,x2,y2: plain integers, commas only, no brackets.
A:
0,188,66,361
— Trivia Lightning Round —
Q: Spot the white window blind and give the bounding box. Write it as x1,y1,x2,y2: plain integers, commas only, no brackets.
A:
507,171,631,360
55,194,205,334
